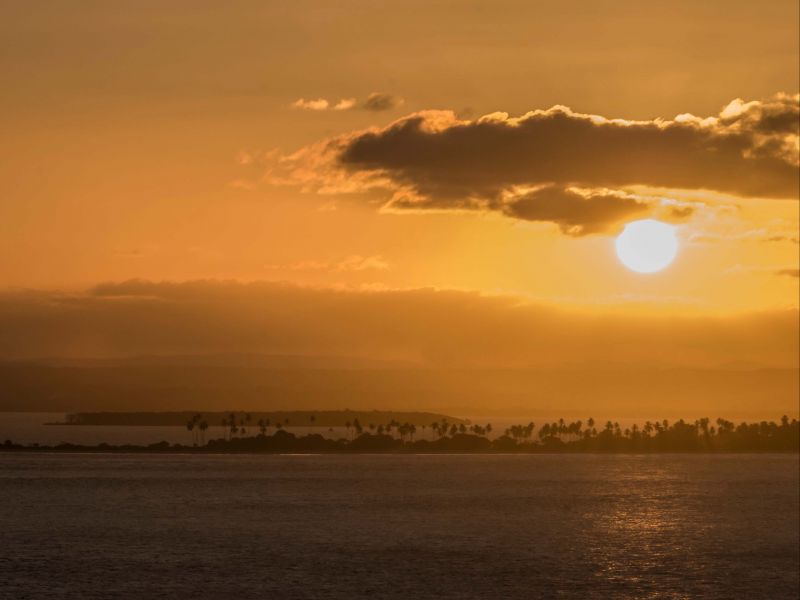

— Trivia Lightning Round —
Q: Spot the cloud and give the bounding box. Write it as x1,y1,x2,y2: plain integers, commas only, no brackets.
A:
333,98,357,110
263,255,389,272
724,264,800,278
334,254,389,271
0,281,796,371
777,268,800,278
291,98,331,111
501,188,649,236
362,92,404,112
689,228,800,245
387,183,695,236
269,93,799,235
291,92,403,112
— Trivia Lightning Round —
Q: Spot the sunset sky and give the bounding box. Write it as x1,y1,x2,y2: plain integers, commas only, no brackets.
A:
0,1,798,384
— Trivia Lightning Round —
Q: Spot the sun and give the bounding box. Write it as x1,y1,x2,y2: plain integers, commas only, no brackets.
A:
615,219,678,273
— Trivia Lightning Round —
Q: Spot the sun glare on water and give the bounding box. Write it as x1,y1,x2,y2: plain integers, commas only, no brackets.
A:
615,219,678,274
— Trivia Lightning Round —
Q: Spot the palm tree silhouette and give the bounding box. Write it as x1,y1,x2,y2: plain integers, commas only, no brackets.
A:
228,413,238,439
186,419,195,446
199,420,208,445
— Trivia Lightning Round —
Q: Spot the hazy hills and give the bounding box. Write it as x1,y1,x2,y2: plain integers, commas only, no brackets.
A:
0,355,796,421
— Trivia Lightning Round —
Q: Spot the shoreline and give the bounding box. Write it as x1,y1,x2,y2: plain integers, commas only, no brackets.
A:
2,448,798,455
5,416,798,454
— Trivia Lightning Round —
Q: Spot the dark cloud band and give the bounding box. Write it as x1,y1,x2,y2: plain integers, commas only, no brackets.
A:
340,96,798,201
268,93,799,235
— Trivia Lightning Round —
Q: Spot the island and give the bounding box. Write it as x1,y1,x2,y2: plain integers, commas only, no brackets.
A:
7,415,798,454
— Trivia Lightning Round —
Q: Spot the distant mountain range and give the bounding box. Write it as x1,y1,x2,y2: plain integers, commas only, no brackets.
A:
0,355,796,420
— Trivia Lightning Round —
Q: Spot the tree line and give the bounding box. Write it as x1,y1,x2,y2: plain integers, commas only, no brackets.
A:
4,414,796,453
184,414,798,452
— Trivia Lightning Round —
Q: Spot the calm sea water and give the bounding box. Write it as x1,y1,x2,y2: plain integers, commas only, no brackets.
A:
0,413,233,446
0,454,797,599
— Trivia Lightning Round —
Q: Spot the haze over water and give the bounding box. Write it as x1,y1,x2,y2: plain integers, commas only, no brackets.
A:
1,453,797,599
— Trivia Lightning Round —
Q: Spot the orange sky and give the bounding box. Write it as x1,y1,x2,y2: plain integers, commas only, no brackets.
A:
0,1,798,377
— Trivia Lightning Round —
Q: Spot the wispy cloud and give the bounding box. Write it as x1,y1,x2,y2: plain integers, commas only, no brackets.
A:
291,92,403,112
334,255,389,271
291,98,333,111
689,228,800,245
725,264,800,278
264,255,389,272
777,268,800,278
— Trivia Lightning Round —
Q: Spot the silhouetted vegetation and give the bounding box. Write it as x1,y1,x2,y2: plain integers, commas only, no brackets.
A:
6,416,799,453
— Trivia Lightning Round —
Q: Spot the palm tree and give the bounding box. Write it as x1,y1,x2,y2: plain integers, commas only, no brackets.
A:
199,420,208,445
539,423,551,440
228,413,238,439
185,413,203,445
309,415,316,435
524,422,535,443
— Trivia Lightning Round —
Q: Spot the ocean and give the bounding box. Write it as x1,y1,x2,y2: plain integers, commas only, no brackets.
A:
0,453,797,599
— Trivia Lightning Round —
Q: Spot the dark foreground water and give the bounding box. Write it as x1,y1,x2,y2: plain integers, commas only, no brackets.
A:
0,454,797,599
